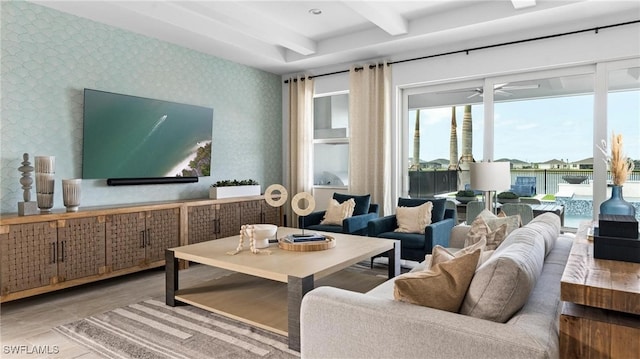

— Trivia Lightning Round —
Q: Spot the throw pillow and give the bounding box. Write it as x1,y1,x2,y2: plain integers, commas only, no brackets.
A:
320,198,355,225
333,193,371,216
394,249,481,313
429,238,493,270
394,201,433,234
465,216,509,250
478,209,520,234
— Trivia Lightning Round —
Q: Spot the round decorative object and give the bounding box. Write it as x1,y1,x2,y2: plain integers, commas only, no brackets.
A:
251,224,278,249
600,185,636,216
264,184,288,207
291,192,315,216
278,236,336,251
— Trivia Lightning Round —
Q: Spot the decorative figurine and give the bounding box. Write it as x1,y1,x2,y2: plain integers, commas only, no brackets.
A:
17,153,38,216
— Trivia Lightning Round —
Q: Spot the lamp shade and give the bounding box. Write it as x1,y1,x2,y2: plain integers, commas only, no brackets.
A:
470,162,511,191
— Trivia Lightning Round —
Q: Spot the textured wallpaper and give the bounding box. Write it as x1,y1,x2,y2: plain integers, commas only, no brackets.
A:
0,1,282,213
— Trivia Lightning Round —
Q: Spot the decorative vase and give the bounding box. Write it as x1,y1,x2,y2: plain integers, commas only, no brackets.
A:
600,185,635,216
62,179,82,212
34,156,55,213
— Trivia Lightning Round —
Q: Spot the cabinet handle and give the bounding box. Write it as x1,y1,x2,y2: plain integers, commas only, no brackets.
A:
140,230,146,248
60,241,65,263
51,243,57,264
145,228,151,247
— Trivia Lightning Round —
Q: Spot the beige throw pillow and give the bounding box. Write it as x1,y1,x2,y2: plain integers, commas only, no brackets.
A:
394,201,433,234
478,209,520,235
320,198,355,225
394,249,481,313
465,216,508,250
430,238,492,269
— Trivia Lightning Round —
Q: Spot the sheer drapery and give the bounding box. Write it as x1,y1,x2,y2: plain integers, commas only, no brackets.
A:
288,76,314,226
349,63,392,215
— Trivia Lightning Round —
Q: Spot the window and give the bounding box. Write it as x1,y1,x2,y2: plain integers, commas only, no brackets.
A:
313,93,349,187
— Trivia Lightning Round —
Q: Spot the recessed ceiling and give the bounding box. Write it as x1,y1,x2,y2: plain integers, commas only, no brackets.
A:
29,0,640,75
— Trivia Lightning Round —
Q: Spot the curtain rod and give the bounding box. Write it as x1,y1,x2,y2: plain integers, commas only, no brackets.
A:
283,19,639,84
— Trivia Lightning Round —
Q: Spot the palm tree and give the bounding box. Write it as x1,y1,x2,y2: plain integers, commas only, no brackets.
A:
412,109,421,170
458,105,475,190
448,106,458,170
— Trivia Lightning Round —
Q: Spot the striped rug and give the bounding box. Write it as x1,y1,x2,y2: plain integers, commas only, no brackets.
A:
54,261,394,358
54,298,299,358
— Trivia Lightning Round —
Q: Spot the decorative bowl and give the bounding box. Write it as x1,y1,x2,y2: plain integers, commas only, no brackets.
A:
562,175,588,184
251,224,277,249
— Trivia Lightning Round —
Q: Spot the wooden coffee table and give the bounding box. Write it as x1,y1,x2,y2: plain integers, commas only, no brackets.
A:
165,227,400,351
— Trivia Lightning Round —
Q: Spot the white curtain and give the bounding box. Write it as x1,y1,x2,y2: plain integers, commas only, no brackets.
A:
349,63,393,215
288,76,314,226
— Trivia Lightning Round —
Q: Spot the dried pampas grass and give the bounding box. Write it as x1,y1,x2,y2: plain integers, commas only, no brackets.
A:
598,132,635,186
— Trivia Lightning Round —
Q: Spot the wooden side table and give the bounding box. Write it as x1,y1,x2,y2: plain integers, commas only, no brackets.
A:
559,222,640,358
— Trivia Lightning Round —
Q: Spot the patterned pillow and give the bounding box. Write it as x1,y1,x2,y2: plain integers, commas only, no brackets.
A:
464,216,508,250
394,201,433,234
478,209,520,235
320,198,355,225
394,249,481,313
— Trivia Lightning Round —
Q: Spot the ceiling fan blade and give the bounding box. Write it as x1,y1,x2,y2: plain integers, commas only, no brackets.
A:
501,84,540,90
467,92,481,99
494,89,513,97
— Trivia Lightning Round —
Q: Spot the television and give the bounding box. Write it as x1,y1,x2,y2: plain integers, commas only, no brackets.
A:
82,89,213,182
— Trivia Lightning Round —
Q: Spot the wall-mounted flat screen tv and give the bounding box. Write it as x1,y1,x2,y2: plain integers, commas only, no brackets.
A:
82,89,213,180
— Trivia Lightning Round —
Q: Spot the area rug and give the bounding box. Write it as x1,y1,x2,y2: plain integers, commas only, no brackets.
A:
54,262,391,358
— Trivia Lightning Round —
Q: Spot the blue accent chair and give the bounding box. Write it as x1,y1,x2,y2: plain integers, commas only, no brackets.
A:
510,176,537,197
367,198,457,262
299,193,379,236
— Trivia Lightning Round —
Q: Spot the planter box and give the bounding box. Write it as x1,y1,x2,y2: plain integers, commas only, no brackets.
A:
209,185,261,199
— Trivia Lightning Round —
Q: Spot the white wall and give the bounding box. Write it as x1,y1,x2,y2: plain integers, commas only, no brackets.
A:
282,23,640,205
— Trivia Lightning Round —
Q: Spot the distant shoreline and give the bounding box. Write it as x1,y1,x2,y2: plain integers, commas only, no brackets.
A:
165,140,211,177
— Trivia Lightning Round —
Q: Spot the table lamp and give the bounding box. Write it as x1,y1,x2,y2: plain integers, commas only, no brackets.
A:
470,161,511,213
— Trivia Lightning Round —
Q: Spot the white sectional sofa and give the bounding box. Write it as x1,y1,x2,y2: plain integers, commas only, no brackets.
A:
300,213,573,359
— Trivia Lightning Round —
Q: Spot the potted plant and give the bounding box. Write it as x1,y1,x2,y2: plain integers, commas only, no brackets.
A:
455,190,477,204
209,179,260,199
497,191,520,204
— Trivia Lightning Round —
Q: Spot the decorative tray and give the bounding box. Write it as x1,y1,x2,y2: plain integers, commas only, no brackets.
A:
278,235,336,252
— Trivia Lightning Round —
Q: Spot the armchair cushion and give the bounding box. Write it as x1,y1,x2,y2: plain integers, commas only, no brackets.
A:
397,197,446,222
320,198,355,225
394,201,433,234
333,193,371,216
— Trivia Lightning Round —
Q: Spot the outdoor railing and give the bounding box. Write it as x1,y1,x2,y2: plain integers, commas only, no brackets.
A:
509,169,640,196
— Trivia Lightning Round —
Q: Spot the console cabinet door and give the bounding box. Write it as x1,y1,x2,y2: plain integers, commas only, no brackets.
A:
105,212,146,271
240,200,262,224
216,202,241,238
145,208,179,262
56,217,106,282
261,201,281,225
0,222,57,296
187,205,217,244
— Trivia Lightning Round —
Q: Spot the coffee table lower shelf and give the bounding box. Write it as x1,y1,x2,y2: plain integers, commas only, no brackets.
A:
174,270,388,339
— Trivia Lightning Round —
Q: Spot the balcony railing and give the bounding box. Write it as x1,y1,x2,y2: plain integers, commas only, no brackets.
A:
509,169,640,196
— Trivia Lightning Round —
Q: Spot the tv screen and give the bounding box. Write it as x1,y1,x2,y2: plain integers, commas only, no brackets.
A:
82,89,213,179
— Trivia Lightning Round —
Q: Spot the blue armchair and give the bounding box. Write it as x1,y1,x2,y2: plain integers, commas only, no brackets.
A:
299,193,379,236
510,176,536,197
367,198,457,262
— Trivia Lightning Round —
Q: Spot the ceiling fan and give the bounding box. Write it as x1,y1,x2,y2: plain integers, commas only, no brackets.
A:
436,83,540,99
466,83,540,98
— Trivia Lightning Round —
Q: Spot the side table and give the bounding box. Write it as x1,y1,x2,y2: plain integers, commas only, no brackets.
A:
559,221,640,358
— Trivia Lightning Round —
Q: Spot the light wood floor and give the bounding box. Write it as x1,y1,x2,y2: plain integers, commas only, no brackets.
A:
0,264,234,359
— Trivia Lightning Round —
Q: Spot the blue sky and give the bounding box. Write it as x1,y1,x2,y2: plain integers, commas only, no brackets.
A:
409,91,640,164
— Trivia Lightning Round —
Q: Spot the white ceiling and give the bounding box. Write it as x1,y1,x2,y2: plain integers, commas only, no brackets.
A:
30,0,640,75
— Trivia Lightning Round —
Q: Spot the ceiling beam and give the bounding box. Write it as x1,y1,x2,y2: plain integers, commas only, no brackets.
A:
176,1,317,56
343,1,408,36
511,0,537,10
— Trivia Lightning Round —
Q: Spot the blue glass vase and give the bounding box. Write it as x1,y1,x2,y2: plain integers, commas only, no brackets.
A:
600,185,636,216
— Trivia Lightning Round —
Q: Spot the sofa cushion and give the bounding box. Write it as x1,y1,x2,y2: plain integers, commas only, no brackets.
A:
526,212,561,256
333,193,371,216
394,201,433,234
460,226,546,322
394,249,480,312
465,216,509,250
320,198,355,225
